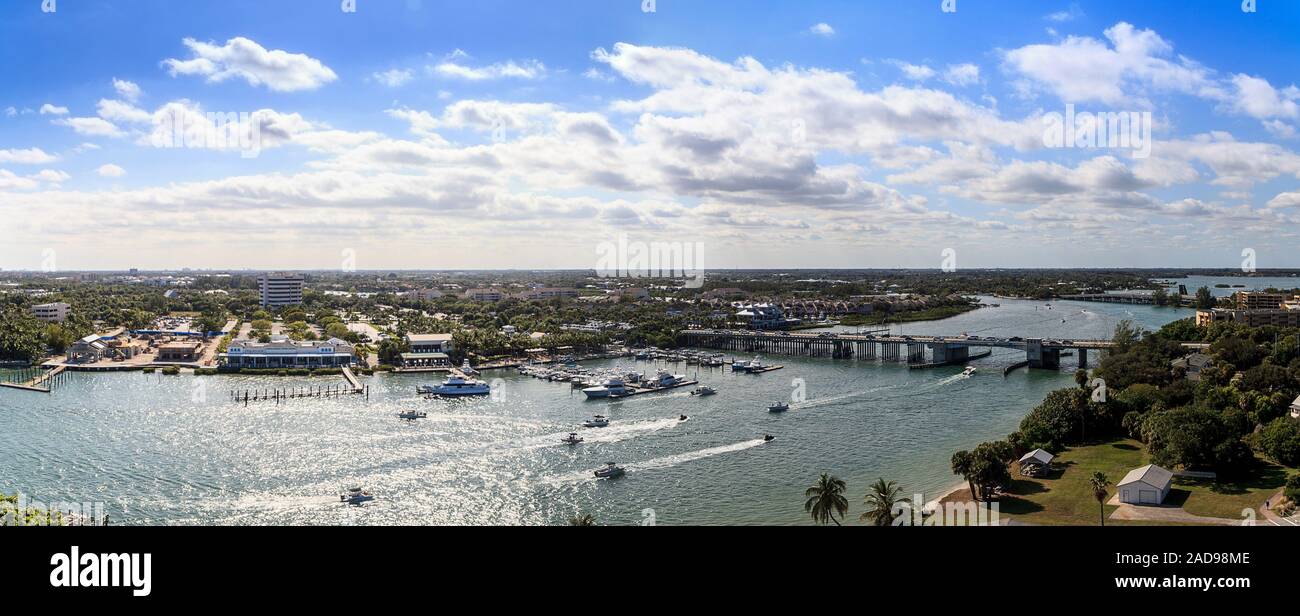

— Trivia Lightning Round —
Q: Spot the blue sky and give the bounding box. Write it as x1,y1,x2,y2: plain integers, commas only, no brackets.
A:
2,0,1299,270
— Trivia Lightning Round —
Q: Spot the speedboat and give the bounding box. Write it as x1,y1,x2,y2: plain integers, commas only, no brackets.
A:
460,359,479,376
962,366,977,377
593,462,625,479
768,402,790,412
583,415,610,428
340,487,374,505
427,375,492,396
582,377,630,399
764,434,775,442
397,410,428,420
690,385,716,396
561,432,584,445
650,370,685,388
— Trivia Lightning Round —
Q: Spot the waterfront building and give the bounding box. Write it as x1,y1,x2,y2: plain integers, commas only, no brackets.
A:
157,341,202,362
258,273,304,307
220,337,354,369
399,352,449,368
1117,464,1172,505
405,333,454,354
402,288,444,301
1234,291,1287,311
1197,306,1300,328
31,302,70,323
68,334,108,363
735,303,800,330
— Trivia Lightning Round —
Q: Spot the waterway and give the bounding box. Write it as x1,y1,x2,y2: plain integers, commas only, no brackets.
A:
0,297,1190,525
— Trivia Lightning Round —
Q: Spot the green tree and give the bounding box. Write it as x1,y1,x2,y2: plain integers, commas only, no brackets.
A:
1088,472,1109,527
0,307,46,361
951,450,978,501
803,473,848,526
859,478,910,526
1195,286,1215,309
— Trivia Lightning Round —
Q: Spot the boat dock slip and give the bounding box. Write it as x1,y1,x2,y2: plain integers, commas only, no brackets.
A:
605,379,699,399
230,367,369,406
341,366,364,393
0,365,68,393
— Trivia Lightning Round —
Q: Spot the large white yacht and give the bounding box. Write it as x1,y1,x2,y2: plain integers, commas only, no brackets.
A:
582,377,631,399
427,375,491,396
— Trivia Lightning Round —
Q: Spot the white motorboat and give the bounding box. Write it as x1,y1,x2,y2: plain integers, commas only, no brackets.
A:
583,415,610,428
340,487,375,505
397,410,428,420
460,359,479,376
426,375,492,396
768,402,790,412
582,377,630,399
690,385,716,396
593,462,625,479
561,432,584,445
649,370,685,388
962,366,977,377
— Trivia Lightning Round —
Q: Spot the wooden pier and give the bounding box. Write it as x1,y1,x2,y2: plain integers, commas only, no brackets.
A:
605,379,699,399
0,365,69,393
230,367,369,406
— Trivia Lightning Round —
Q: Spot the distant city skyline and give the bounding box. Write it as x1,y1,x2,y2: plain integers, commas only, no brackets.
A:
3,1,1300,270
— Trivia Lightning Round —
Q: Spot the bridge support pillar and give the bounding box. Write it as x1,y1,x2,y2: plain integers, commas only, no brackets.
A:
907,343,924,363
930,343,969,364
1077,348,1088,369
1026,339,1060,370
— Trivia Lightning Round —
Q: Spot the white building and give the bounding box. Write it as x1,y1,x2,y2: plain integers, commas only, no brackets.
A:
464,288,506,302
220,337,354,368
1017,448,1054,476
259,273,304,307
402,288,444,301
1289,394,1300,421
31,302,70,323
1117,464,1173,505
406,333,454,354
515,287,579,301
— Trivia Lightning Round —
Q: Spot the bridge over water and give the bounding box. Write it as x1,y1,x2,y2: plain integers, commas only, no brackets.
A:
680,329,1118,370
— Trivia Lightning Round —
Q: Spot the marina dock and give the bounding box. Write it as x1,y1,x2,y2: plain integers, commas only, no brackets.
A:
606,379,699,399
0,365,68,393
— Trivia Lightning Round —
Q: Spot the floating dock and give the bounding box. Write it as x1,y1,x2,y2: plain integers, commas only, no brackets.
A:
605,379,699,399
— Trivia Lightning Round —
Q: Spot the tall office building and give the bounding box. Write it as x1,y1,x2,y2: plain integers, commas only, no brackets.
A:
258,273,304,307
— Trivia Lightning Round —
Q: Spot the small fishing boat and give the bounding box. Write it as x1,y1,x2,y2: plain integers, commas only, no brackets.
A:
340,487,374,505
397,410,428,420
593,462,625,479
690,385,716,396
583,415,610,428
560,432,584,445
768,402,790,413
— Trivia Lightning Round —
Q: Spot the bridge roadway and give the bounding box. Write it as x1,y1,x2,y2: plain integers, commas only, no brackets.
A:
680,329,1118,370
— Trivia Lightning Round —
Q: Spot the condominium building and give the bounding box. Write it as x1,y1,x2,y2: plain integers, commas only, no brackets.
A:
1234,291,1287,311
1197,306,1300,328
514,287,579,301
464,288,506,302
31,302,70,323
258,273,304,307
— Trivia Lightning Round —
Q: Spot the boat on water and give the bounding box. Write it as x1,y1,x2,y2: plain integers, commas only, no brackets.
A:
582,377,630,399
340,487,374,505
690,385,716,396
962,366,977,377
397,410,428,420
764,434,775,442
768,402,790,412
561,432,584,445
649,369,686,388
593,462,625,479
583,415,610,428
732,356,766,373
460,359,479,376
424,375,492,396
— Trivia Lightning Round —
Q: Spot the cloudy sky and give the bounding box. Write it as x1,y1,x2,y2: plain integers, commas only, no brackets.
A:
2,0,1299,271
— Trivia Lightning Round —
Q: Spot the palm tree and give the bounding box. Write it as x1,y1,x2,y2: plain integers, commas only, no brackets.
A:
804,473,848,526
951,450,978,501
1089,472,1109,527
860,478,911,526
568,513,596,526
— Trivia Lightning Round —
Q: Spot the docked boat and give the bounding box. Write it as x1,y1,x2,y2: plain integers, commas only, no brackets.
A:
561,432,584,445
426,375,492,396
593,462,626,479
582,377,630,399
768,402,790,413
583,415,610,428
460,359,479,376
397,410,428,420
649,370,686,388
340,487,374,505
690,385,716,396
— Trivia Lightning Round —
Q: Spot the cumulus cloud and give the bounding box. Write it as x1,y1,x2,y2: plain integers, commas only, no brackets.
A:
943,63,981,87
372,68,413,87
808,23,835,37
431,56,545,80
163,37,338,92
113,78,143,102
53,116,124,137
39,103,69,115
0,147,59,164
96,164,126,177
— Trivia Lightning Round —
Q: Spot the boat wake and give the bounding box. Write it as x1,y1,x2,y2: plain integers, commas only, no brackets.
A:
628,438,768,472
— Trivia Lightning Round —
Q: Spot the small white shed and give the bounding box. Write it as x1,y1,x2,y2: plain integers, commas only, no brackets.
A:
1017,448,1054,474
1117,464,1173,505
1289,394,1300,421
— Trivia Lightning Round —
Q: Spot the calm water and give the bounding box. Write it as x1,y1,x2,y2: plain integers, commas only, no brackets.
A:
1156,275,1300,297
0,297,1188,525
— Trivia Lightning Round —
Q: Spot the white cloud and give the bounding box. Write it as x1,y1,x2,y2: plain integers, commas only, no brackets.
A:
53,116,124,137
97,99,152,124
4,107,15,117
163,37,338,92
39,103,69,115
888,60,936,81
809,23,835,37
0,147,58,164
96,164,126,177
431,58,546,81
372,68,413,87
113,78,143,102
943,63,981,87
32,169,70,184
1228,74,1299,120
1046,4,1084,22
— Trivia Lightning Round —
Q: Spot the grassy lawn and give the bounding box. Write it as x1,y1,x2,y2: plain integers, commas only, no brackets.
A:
996,439,1145,525
990,439,1294,525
